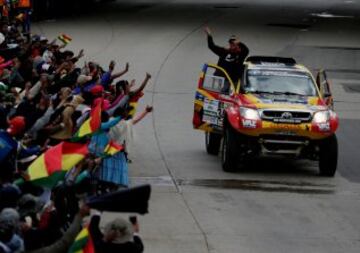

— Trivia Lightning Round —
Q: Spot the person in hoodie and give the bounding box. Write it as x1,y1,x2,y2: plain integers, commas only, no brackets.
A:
204,26,249,92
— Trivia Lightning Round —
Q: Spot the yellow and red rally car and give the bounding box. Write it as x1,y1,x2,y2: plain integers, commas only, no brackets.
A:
193,56,339,176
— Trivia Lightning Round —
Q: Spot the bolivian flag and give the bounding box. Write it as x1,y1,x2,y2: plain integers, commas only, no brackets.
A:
74,100,102,140
103,140,123,156
68,226,95,253
58,33,72,45
27,142,89,186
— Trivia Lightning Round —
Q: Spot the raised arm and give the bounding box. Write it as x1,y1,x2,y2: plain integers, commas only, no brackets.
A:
27,203,90,253
133,73,151,95
100,116,122,130
110,62,129,80
71,49,85,63
205,26,226,56
88,215,103,248
132,106,153,125
107,95,129,116
28,106,54,135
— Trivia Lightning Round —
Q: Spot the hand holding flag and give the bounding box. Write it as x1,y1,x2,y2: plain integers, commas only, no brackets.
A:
73,99,102,140
58,33,72,45
102,140,124,157
25,142,89,188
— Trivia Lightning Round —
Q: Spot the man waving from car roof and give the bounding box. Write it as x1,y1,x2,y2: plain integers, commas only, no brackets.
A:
205,26,249,91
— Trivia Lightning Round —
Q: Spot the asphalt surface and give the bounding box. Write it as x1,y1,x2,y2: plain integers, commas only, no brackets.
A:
33,1,360,252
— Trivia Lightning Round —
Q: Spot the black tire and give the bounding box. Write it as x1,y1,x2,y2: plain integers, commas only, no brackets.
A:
221,126,238,172
205,132,222,155
319,134,338,177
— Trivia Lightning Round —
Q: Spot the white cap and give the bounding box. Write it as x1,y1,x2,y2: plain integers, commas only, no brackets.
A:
42,63,51,71
40,36,48,42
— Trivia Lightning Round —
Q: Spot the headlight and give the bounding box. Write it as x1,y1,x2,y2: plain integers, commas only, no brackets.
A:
313,111,330,123
240,107,260,120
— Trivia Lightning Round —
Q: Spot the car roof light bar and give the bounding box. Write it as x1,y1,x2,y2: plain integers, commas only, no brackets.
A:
246,56,297,65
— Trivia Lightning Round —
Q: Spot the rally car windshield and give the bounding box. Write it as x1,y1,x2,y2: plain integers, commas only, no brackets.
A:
244,69,317,96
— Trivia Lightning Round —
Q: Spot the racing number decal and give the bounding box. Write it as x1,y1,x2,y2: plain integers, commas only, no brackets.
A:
203,98,230,128
203,98,219,125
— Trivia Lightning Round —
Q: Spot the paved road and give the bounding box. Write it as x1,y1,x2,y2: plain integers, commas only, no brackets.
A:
33,1,360,252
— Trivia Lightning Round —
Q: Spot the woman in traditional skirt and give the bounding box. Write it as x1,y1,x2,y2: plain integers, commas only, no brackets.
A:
108,105,153,185
88,110,124,191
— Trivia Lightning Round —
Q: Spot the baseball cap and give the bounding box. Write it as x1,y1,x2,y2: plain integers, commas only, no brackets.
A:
228,35,238,43
40,36,48,42
7,116,26,136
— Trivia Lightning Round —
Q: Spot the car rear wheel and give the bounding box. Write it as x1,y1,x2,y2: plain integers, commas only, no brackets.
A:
221,126,238,172
205,132,222,155
319,134,338,177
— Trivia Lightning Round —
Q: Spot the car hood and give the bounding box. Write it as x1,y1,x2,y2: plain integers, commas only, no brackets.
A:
240,93,328,111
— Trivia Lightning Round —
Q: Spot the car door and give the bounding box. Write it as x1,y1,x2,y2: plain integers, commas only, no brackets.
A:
193,63,236,133
316,70,334,109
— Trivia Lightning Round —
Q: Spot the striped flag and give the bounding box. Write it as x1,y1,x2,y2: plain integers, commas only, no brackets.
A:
73,100,102,140
58,33,72,45
103,140,123,156
27,142,89,184
68,227,95,253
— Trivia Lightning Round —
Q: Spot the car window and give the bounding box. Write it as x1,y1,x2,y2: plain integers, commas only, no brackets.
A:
244,69,317,96
203,74,225,93
202,66,232,95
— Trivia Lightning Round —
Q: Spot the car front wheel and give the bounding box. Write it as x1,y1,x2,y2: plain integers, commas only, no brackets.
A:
319,134,338,177
221,126,238,172
205,132,222,155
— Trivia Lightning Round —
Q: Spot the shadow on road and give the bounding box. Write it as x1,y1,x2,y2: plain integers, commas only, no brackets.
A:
237,157,319,177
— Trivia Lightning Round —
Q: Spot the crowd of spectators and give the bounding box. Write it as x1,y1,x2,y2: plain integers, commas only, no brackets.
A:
0,4,151,252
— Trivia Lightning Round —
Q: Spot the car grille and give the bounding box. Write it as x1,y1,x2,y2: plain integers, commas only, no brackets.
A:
259,135,310,142
259,135,310,155
261,110,312,124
